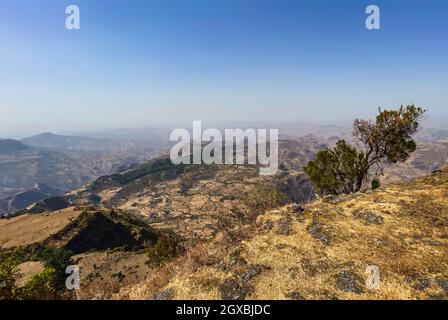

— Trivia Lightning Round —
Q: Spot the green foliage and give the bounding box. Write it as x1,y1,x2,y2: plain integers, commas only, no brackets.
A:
353,104,425,165
0,254,20,300
146,235,181,268
371,178,381,190
243,185,288,218
0,247,73,300
19,267,58,300
30,247,72,290
304,141,367,195
304,105,426,195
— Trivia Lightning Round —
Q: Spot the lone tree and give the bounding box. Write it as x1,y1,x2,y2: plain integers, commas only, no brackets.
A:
304,105,426,195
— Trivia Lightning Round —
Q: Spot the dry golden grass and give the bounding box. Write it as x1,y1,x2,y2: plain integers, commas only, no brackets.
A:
0,208,80,249
15,261,44,287
119,169,448,300
114,242,228,300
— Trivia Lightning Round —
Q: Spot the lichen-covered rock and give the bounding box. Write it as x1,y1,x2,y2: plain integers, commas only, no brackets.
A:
335,271,364,293
307,220,332,245
220,278,252,300
352,210,384,225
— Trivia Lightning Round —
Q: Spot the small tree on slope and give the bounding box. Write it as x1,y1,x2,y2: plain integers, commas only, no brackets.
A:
304,105,426,195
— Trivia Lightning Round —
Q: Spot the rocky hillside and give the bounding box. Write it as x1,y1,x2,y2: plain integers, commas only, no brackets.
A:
116,169,448,300
17,139,320,241
0,206,163,299
0,207,159,253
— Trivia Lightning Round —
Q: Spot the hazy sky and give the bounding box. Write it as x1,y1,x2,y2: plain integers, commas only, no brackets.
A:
0,0,447,137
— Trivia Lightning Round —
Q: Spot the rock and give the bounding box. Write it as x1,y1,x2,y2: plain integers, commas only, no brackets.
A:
324,195,341,204
219,254,248,272
239,265,270,282
375,237,388,247
260,220,274,233
286,291,305,300
335,271,364,293
220,278,251,300
437,279,448,293
344,261,356,269
426,294,447,300
275,243,288,250
291,206,305,220
307,220,332,245
407,277,431,291
153,288,174,300
352,210,384,225
276,216,294,235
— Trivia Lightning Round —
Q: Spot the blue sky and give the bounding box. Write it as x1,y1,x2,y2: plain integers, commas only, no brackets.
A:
0,0,447,136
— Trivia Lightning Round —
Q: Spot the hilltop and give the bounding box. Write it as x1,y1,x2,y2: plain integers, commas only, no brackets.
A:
0,207,163,298
0,207,159,252
116,169,448,300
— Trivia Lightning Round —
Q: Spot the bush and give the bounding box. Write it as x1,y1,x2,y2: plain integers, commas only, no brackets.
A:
304,140,367,195
371,178,381,190
146,235,181,268
19,268,58,300
0,247,73,300
30,247,72,290
0,255,20,300
243,185,287,220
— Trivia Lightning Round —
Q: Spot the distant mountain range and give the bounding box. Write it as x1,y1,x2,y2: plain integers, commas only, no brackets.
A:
0,139,110,198
2,124,448,217
21,133,119,151
0,182,61,216
0,134,165,211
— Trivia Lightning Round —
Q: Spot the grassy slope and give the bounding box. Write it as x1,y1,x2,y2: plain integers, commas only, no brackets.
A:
119,169,448,300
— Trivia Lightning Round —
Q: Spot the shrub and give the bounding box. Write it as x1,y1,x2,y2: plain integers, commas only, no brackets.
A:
19,267,58,300
0,255,20,300
30,247,73,290
147,235,181,268
243,185,287,220
371,178,381,190
304,140,367,195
